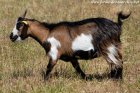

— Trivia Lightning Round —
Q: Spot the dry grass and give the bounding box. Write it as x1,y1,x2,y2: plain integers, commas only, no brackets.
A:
0,0,140,93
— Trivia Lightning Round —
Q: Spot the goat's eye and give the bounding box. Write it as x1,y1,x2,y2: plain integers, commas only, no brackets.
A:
16,23,21,30
16,22,24,30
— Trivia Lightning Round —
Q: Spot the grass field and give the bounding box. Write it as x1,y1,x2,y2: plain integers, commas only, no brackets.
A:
0,0,140,93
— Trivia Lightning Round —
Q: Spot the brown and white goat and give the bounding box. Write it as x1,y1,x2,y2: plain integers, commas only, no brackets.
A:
10,11,130,80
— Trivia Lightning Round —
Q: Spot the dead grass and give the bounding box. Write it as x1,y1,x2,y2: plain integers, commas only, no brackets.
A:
0,0,140,93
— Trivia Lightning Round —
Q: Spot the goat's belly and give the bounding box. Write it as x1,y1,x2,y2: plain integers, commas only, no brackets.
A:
59,55,74,62
73,49,97,60
60,50,98,62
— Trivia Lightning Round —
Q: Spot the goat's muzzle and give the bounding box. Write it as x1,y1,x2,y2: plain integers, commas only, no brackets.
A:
10,33,18,42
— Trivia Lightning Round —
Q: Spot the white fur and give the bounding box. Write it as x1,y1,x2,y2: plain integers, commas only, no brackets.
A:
12,24,18,36
12,19,21,41
72,34,94,51
16,37,21,41
47,37,61,61
107,45,118,65
12,19,18,35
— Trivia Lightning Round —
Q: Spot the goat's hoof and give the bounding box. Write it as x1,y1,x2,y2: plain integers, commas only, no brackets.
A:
108,73,122,80
84,74,94,81
43,76,49,80
41,71,50,80
108,67,123,80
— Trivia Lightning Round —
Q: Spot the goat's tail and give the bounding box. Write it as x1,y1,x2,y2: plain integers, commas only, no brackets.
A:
118,11,131,26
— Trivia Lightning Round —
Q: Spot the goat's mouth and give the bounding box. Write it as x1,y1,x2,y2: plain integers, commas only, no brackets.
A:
10,33,21,42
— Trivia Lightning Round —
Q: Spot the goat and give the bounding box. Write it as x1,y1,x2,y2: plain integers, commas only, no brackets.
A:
10,10,130,80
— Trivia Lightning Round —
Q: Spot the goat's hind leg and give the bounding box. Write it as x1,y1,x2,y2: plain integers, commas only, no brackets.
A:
105,45,123,79
109,63,123,79
70,59,86,79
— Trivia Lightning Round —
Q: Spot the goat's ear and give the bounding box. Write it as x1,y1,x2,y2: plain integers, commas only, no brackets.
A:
21,9,27,18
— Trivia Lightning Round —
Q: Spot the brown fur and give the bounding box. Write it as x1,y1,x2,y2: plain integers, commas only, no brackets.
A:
27,20,50,43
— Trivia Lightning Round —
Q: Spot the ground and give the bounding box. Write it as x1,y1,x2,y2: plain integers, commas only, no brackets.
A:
0,0,140,93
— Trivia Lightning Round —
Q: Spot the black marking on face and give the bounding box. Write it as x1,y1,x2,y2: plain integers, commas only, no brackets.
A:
16,21,29,40
16,22,24,30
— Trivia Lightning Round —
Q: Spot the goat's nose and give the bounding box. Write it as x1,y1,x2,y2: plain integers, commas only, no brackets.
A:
10,33,18,42
10,33,13,40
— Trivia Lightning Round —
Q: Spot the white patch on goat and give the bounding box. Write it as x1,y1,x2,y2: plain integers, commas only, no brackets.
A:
12,19,21,41
47,37,61,61
12,20,18,36
107,45,118,65
72,34,94,51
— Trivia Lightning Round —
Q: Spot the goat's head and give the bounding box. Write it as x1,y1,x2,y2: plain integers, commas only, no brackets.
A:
10,10,30,42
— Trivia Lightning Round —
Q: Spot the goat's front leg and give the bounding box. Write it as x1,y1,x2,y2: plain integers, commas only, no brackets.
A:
71,59,86,79
44,58,57,80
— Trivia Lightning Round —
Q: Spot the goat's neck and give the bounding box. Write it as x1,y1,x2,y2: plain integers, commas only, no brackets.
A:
28,21,50,44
